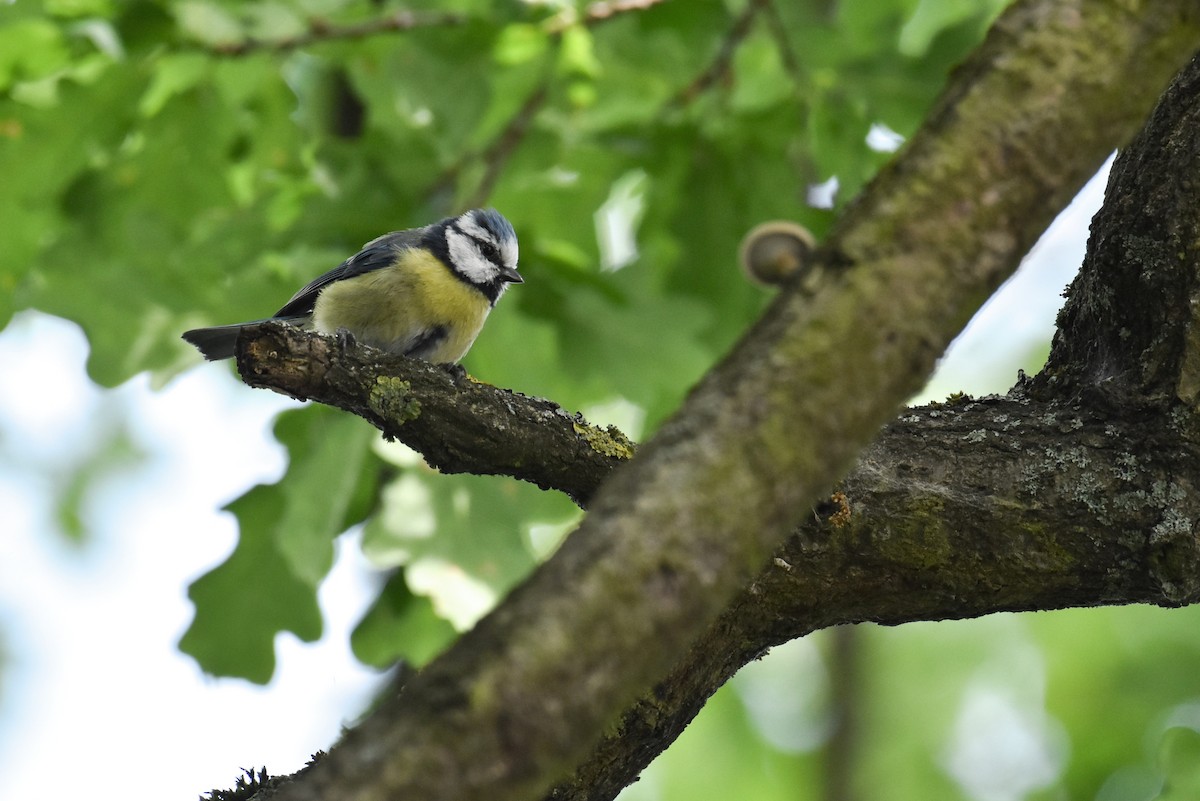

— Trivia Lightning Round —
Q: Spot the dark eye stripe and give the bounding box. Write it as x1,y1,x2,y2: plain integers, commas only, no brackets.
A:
476,238,502,264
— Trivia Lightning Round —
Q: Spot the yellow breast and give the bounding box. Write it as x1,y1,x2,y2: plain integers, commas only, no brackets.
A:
311,248,492,363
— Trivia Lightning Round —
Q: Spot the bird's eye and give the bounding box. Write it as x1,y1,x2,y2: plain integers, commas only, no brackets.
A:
479,240,502,265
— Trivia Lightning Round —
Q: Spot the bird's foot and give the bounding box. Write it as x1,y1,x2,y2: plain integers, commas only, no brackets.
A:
334,327,358,351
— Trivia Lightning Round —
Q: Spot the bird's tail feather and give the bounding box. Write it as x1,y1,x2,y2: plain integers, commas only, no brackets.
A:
181,323,252,361
182,317,310,361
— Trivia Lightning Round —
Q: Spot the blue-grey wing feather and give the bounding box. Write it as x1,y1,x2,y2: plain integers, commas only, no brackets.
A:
272,229,425,319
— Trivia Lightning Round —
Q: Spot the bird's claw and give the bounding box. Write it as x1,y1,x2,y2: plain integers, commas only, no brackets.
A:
442,362,468,382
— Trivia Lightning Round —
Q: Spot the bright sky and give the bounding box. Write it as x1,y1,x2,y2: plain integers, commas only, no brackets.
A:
0,161,1111,801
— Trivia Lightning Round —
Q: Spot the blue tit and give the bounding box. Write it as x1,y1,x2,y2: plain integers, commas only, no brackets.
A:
182,208,522,364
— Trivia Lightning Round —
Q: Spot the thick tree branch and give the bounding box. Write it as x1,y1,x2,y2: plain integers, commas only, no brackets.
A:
1036,42,1200,410
548,42,1200,800
250,2,1200,801
547,390,1200,800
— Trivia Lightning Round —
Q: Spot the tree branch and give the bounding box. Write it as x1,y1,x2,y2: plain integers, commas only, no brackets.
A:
250,2,1200,801
430,81,551,211
665,0,768,109
546,389,1200,799
202,1,667,58
547,37,1200,800
234,323,631,508
1035,42,1200,411
208,10,470,57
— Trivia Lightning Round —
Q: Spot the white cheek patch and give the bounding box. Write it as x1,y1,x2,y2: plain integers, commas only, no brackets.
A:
445,227,498,284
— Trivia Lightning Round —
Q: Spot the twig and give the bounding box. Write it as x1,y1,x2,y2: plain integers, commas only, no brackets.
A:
761,0,807,92
427,80,550,208
208,10,469,57
582,0,669,25
665,0,769,109
204,1,666,57
467,83,550,208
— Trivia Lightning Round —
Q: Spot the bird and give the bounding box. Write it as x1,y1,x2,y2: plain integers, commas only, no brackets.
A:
182,208,522,364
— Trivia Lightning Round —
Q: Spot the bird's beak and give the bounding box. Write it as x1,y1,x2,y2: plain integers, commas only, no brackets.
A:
501,267,523,284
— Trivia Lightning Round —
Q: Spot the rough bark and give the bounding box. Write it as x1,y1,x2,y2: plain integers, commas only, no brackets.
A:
230,1,1200,800
546,391,1200,799
235,324,632,507
546,36,1200,798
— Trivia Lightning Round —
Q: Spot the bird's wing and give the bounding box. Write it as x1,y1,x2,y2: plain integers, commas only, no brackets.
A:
271,229,426,319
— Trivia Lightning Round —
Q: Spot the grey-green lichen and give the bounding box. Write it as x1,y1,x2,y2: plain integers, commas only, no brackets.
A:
369,376,421,424
574,422,637,461
1148,496,1200,605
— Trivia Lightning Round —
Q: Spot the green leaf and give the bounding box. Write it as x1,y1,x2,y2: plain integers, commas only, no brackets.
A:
138,53,210,117
351,571,457,668
899,0,1008,58
243,2,307,41
362,470,578,630
267,405,379,585
558,24,600,78
493,22,548,66
1158,726,1200,800
0,19,69,92
175,1,244,47
180,488,323,683
179,404,378,680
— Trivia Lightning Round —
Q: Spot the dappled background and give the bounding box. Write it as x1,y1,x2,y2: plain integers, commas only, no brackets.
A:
3,1,1200,799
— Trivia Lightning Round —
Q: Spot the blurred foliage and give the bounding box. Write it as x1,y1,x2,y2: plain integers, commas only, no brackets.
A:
628,606,1200,801
8,1,1200,800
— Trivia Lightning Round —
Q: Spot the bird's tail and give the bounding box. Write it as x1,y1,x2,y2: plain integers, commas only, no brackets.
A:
183,317,312,361
181,323,251,361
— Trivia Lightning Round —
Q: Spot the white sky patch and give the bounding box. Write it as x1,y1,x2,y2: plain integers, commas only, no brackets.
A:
866,122,905,152
0,312,382,801
0,313,100,458
915,154,1114,401
596,169,647,271
807,175,839,209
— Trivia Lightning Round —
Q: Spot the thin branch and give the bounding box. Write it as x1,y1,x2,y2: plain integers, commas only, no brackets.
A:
201,1,666,58
824,626,863,801
582,0,668,25
761,0,807,94
665,0,769,109
463,82,551,209
207,10,469,57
